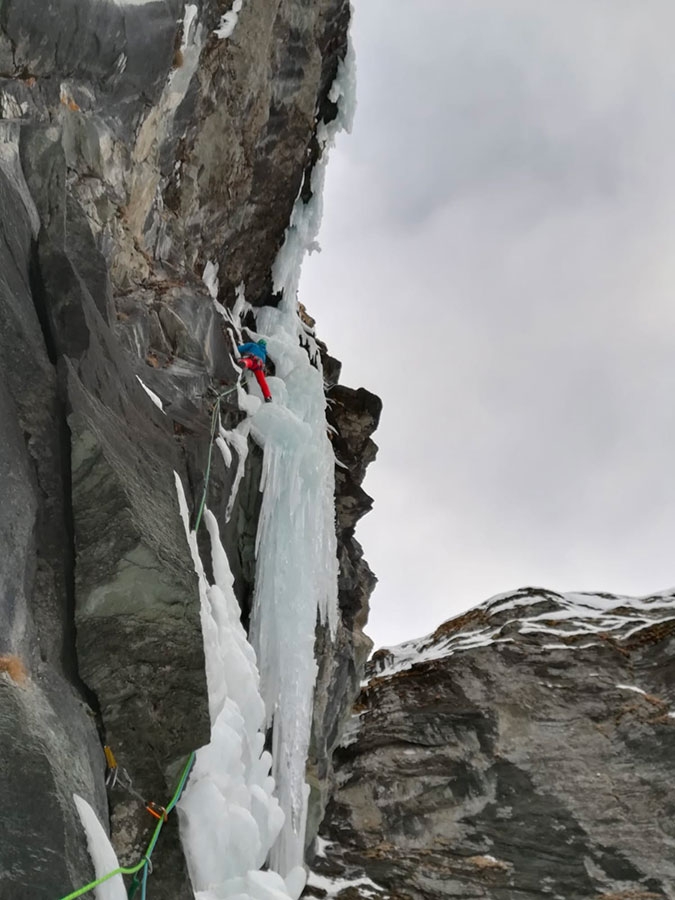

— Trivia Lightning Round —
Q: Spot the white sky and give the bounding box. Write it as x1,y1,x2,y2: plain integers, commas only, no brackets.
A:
300,0,675,649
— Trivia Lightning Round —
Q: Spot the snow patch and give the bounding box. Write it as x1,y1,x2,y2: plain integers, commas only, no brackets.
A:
136,376,164,412
313,836,333,859
616,684,647,695
307,872,384,897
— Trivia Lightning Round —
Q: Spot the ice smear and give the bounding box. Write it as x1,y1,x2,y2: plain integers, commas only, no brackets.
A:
617,684,647,695
203,259,220,299
313,836,333,859
240,38,355,880
218,424,250,521
215,0,243,39
175,475,298,900
72,794,126,900
136,376,164,412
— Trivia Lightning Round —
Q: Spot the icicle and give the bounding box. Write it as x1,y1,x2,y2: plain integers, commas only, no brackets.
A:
244,36,356,879
174,475,295,897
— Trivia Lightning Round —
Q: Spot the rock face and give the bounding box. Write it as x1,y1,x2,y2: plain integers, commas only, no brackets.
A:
309,373,382,842
0,2,379,897
313,588,675,900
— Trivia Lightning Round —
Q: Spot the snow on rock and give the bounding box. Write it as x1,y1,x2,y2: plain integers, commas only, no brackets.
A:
136,376,165,412
72,795,126,900
306,872,385,898
369,586,675,681
175,477,296,900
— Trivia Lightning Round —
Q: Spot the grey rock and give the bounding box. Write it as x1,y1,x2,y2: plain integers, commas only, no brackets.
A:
0,1,381,896
26,136,211,893
307,381,381,852
314,589,675,900
0,147,105,896
0,674,106,900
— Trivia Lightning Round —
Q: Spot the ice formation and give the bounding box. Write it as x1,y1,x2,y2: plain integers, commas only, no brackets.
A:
215,0,243,40
208,36,356,878
136,376,165,412
72,794,126,900
174,34,354,893
175,478,303,900
244,41,356,877
202,260,220,300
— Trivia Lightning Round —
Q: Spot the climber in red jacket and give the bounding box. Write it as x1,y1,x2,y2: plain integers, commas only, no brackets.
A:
237,339,272,402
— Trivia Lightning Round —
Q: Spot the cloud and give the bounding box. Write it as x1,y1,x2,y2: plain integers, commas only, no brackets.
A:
301,0,675,647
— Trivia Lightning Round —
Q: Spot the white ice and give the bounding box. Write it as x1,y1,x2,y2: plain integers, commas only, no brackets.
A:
215,0,243,40
72,794,126,900
243,367,339,874
617,684,647,695
217,425,250,521
175,476,298,900
136,376,164,412
203,260,220,300
232,35,355,880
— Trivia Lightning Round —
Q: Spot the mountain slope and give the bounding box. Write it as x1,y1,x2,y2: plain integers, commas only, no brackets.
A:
313,587,675,900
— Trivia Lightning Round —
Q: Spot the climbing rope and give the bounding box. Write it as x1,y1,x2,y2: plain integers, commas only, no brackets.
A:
57,752,195,900
127,751,195,900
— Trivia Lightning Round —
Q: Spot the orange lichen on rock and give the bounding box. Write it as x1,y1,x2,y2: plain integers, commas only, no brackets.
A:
431,607,489,640
0,655,28,684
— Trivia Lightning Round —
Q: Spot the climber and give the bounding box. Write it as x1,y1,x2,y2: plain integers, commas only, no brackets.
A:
237,338,272,403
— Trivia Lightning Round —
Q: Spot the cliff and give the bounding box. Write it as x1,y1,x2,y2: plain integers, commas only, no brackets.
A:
0,2,380,898
311,587,675,900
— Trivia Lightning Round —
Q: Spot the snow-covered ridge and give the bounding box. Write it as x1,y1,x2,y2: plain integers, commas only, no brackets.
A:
369,586,675,681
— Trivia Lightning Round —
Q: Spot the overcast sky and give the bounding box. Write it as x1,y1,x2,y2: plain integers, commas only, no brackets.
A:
300,0,675,649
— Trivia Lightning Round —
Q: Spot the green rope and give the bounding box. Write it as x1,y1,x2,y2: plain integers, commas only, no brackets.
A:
127,752,196,899
59,859,147,900
58,746,196,900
